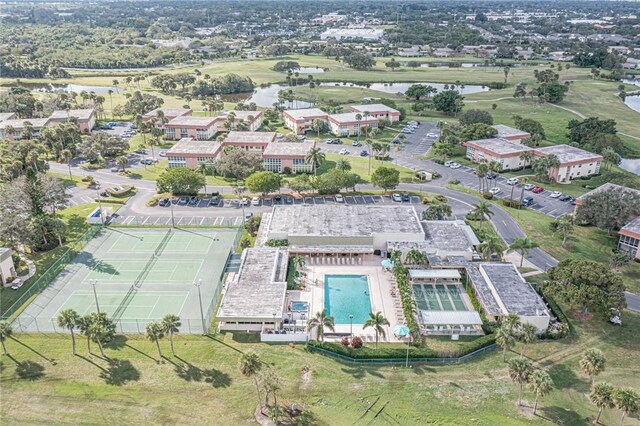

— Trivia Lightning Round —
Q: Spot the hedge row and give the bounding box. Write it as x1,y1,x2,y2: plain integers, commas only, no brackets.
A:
391,261,421,341
307,335,496,360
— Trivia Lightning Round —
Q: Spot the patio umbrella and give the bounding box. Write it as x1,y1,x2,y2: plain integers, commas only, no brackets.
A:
381,259,394,269
393,324,410,338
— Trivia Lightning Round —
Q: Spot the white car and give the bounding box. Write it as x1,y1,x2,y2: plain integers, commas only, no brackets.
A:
334,194,344,203
239,197,249,206
506,177,519,185
392,193,402,202
339,148,349,155
158,150,167,157
523,183,536,191
489,187,502,195
251,197,260,206
449,162,461,169
426,133,438,138
549,191,562,198
444,160,454,167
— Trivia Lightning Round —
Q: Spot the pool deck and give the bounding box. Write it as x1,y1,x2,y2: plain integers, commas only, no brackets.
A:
298,264,405,343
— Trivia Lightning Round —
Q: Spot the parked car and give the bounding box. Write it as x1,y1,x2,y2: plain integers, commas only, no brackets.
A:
284,196,293,204
158,150,167,157
141,159,154,165
245,212,253,220
506,177,519,185
401,193,410,202
486,172,498,179
135,148,146,154
110,167,119,172
521,197,534,207
178,196,189,205
392,193,402,202
523,183,536,191
251,197,260,206
188,196,200,206
449,162,461,169
532,186,545,193
239,197,249,206
273,195,282,203
158,198,170,207
570,197,578,205
208,196,220,206
559,194,572,201
339,148,349,155
549,191,562,198
334,194,344,203
360,150,368,157
352,141,362,147
489,187,502,195
444,160,454,167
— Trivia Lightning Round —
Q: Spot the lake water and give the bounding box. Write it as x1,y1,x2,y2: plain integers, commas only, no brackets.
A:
234,84,314,109
319,81,489,95
620,158,640,175
624,95,640,114
295,67,325,74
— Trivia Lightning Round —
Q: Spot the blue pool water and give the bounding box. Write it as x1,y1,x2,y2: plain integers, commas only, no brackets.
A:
324,275,371,324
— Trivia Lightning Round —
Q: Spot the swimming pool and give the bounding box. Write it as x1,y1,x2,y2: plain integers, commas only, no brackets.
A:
324,275,371,324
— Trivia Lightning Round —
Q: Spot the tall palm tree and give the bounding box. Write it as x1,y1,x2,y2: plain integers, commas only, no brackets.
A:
89,319,107,357
496,325,516,362
146,321,165,358
304,144,325,176
478,236,504,261
529,369,553,415
307,308,335,342
196,160,213,195
518,323,538,356
472,201,494,223
476,163,488,193
580,348,606,384
363,311,390,349
518,177,529,208
116,156,128,172
519,151,534,168
508,356,534,406
238,351,263,410
78,315,92,353
509,237,539,268
590,382,615,425
60,149,73,180
312,118,324,139
612,388,640,426
0,321,13,355
406,249,428,265
355,113,362,141
162,314,181,356
57,309,80,355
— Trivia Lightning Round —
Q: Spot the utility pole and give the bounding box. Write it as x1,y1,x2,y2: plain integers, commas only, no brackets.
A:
194,279,206,334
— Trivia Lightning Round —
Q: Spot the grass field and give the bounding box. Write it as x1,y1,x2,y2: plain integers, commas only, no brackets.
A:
1,306,639,425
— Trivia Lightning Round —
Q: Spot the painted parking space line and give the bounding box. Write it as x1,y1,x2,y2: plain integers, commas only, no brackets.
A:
233,217,242,226
315,197,325,204
345,196,355,204
153,217,163,225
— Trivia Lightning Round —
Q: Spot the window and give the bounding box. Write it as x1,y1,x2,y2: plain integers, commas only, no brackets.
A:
264,158,281,172
197,157,211,163
165,128,176,139
180,128,188,138
196,129,208,140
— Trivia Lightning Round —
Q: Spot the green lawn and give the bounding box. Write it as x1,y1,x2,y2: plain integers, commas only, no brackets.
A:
321,153,418,184
2,307,639,425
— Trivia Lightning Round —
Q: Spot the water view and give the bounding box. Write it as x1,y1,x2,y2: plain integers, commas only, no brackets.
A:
319,81,489,95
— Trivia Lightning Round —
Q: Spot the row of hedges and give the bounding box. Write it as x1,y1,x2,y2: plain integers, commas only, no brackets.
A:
502,199,521,208
94,198,127,205
307,335,496,360
391,260,421,342
106,185,134,196
533,283,571,340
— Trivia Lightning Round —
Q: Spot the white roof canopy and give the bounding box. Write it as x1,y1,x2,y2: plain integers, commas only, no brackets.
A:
419,310,483,325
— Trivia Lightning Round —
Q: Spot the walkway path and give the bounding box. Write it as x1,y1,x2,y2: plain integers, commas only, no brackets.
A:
16,246,36,282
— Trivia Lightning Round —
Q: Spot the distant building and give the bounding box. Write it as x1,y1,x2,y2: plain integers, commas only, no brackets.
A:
618,217,640,261
327,112,378,137
533,145,603,182
349,104,400,123
492,125,531,142
0,118,51,140
48,109,96,133
0,113,16,122
464,138,532,170
0,248,16,286
142,107,192,123
282,108,329,134
320,28,384,41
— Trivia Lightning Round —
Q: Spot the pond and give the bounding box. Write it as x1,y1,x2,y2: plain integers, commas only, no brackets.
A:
221,84,314,109
620,158,640,175
2,82,117,94
624,94,640,114
418,62,527,68
295,67,326,74
319,81,490,95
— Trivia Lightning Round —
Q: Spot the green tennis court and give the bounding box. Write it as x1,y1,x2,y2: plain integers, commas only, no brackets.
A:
84,260,203,284
107,231,214,254
57,290,189,320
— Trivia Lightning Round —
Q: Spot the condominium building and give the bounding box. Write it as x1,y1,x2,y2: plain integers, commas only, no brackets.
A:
48,109,96,133
164,116,219,141
166,138,222,168
464,138,532,170
349,104,400,123
533,145,603,182
262,140,315,173
282,108,329,134
327,113,378,137
142,107,192,123
491,125,531,142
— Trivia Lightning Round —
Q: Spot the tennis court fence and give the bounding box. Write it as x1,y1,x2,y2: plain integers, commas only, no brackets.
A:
1,225,103,321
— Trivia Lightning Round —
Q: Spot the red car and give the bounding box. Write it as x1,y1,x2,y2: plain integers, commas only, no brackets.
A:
532,186,545,193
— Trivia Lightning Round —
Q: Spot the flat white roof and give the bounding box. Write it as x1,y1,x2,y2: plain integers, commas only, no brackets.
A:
328,112,378,123
350,104,399,114
420,310,483,326
0,118,50,129
284,108,328,120
410,269,461,279
166,116,218,127
166,138,221,155
492,124,531,138
49,109,95,121
224,131,277,144
465,138,531,155
535,144,603,164
263,140,314,157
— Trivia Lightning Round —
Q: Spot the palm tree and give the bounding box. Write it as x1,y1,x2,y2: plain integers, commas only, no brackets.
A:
0,321,13,355
518,323,538,356
336,158,351,171
580,348,606,384
471,201,494,223
60,149,73,180
312,118,324,138
519,151,534,168
612,388,640,426
291,256,305,278
476,163,488,192
496,325,516,362
238,351,263,410
89,319,107,357
304,144,325,175
78,315,92,353
590,382,615,425
508,356,534,406
355,113,362,141
478,236,504,261
406,249,428,265
162,314,181,356
112,79,119,93
518,177,529,208
529,369,553,415
196,160,213,195
509,237,539,268
107,89,114,119
116,156,128,172
57,309,80,355
146,321,165,358
503,313,522,333
363,311,390,349
307,308,335,342
551,216,574,248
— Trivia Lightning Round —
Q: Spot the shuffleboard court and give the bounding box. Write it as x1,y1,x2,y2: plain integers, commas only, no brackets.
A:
15,227,239,333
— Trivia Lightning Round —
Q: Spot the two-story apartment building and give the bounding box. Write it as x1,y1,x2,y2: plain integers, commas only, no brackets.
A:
0,118,51,140
262,140,315,173
48,109,96,133
142,108,193,123
533,145,603,182
282,108,329,134
164,116,219,141
464,138,532,170
166,138,223,169
222,131,277,153
349,104,400,123
491,125,531,142
327,113,379,137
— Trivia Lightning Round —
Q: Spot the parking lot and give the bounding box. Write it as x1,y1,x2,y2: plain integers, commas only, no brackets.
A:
450,164,575,218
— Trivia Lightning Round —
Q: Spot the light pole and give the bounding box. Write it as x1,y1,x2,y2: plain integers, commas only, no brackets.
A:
96,188,104,225
234,185,246,226
169,196,175,228
349,314,354,339
90,279,100,314
194,279,206,334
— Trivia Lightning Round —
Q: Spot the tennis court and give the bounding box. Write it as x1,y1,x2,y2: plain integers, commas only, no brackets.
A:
412,284,471,311
15,227,239,333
